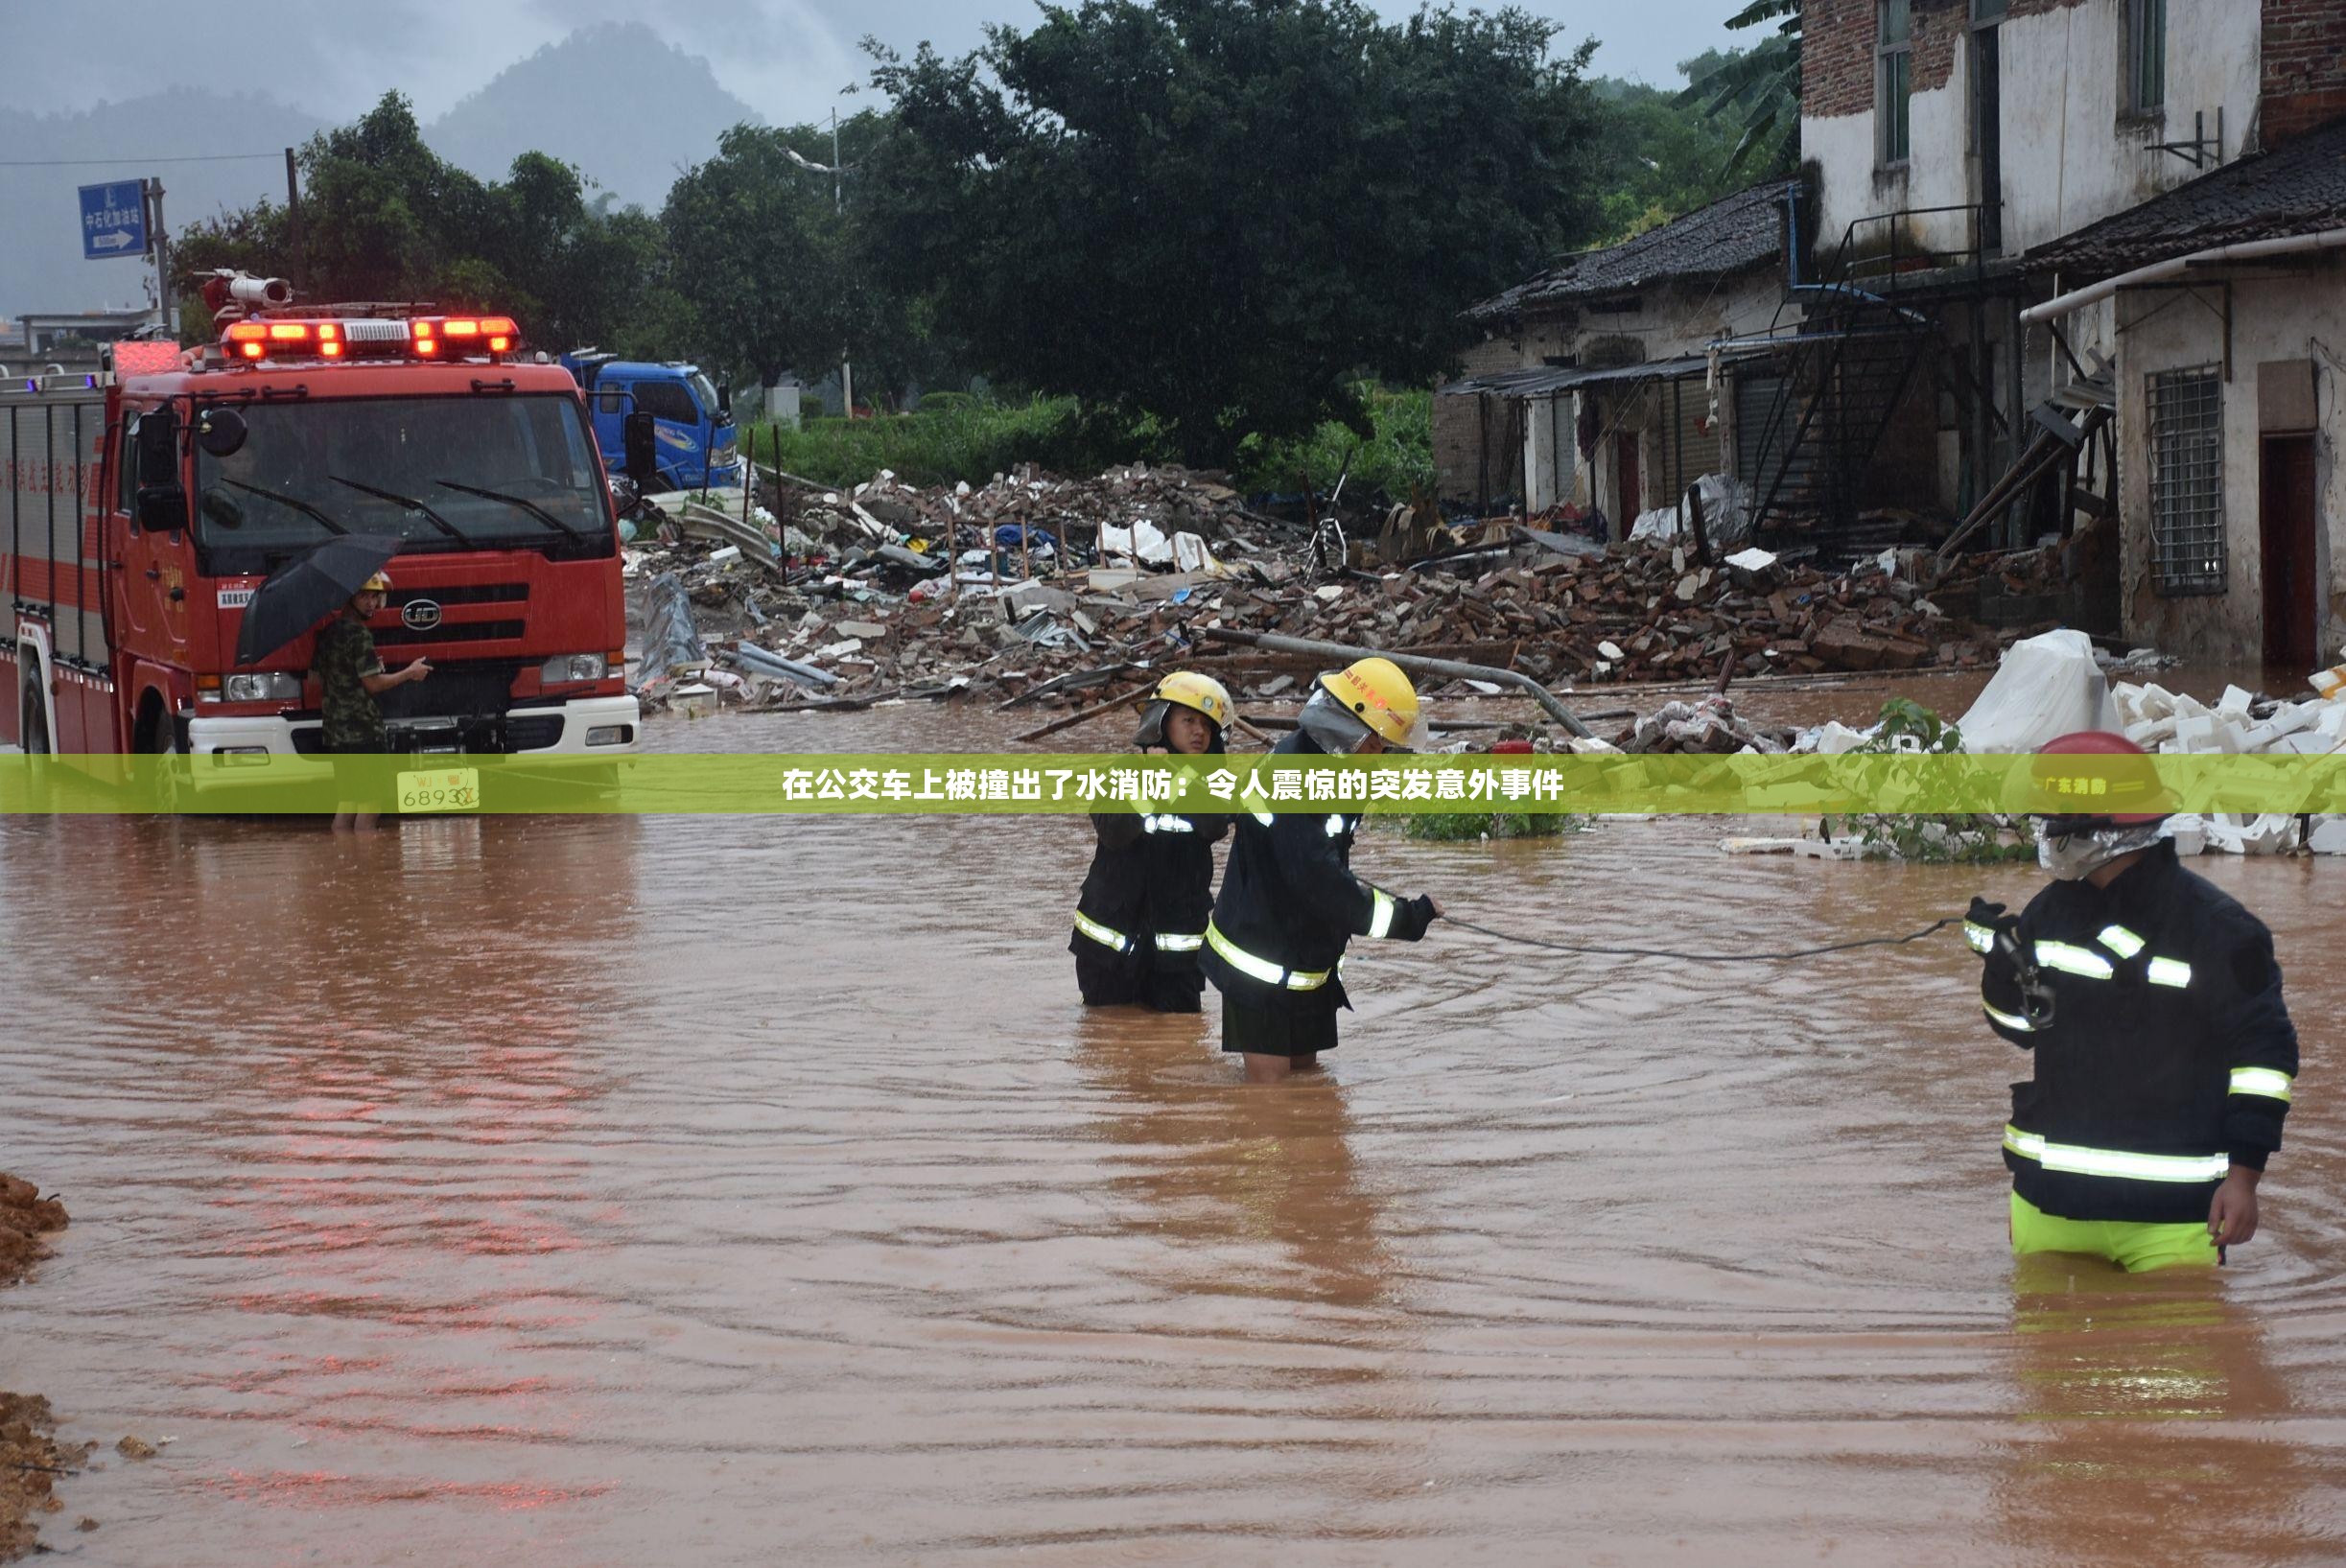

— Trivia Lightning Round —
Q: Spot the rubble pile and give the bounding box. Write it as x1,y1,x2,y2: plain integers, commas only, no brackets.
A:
1308,542,1985,686
623,461,2028,716
1615,696,1798,755
760,462,1273,569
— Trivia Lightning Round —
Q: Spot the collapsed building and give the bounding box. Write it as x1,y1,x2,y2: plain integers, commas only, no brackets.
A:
1442,0,2346,666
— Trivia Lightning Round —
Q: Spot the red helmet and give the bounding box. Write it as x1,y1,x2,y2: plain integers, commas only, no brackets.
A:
2031,731,2171,829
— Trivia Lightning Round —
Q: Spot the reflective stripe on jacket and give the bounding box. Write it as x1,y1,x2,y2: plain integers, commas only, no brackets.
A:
1071,799,1228,972
1980,838,2298,1224
1198,731,1435,1013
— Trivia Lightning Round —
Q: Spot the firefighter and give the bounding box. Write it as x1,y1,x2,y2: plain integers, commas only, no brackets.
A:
1201,658,1443,1083
316,571,430,832
1070,672,1235,1013
1965,731,2299,1271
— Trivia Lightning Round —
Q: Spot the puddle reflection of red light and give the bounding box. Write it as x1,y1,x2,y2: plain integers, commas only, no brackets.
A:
201,1469,617,1511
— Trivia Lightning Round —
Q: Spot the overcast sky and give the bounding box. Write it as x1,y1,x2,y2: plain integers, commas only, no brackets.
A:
1,0,1743,122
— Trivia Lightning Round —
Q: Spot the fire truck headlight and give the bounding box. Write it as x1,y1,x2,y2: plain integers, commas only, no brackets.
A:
220,673,304,704
541,653,612,684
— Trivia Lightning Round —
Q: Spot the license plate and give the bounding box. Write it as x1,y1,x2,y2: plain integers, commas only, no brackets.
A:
397,767,481,813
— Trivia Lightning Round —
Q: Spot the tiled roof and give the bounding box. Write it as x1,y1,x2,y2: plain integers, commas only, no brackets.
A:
2029,117,2346,276
1468,182,1790,320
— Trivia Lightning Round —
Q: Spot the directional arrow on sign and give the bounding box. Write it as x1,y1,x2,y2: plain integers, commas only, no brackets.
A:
91,230,137,252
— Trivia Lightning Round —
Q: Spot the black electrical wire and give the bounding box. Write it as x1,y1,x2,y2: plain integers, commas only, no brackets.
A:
1442,914,1960,964
0,153,285,167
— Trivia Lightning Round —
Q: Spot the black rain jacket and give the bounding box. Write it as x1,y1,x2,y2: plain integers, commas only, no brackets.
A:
1977,839,2298,1224
1199,731,1437,1016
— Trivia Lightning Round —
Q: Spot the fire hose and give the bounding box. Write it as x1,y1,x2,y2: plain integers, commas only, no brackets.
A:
1439,914,1960,963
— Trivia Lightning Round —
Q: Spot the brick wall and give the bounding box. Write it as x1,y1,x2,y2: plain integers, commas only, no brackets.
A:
1433,336,1529,509
2263,0,2346,145
1804,0,1877,120
1808,0,2096,120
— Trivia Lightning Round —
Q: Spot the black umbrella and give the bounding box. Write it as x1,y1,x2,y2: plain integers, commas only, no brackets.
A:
233,535,402,667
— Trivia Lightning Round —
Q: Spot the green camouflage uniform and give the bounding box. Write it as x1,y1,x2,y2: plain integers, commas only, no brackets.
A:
314,614,389,752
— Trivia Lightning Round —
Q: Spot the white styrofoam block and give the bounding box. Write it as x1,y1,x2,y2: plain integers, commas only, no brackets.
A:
2244,814,2302,854
2307,817,2346,854
2258,703,2322,745
2218,685,2256,715
2170,692,2209,721
2163,815,2207,856
2172,714,2221,753
2112,684,2145,728
2135,683,2177,721
2274,731,2340,755
2125,716,2178,748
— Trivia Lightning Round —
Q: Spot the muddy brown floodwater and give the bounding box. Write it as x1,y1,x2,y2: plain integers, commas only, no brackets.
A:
0,701,2339,1565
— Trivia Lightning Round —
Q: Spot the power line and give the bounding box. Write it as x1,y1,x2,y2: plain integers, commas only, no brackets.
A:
0,152,285,168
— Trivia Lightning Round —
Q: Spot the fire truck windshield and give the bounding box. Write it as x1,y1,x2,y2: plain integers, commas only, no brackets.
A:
192,393,613,573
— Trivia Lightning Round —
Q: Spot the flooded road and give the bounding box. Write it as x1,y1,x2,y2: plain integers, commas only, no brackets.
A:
2,704,2340,1564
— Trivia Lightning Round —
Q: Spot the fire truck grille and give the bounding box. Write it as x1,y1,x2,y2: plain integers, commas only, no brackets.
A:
387,583,529,608
374,620,528,650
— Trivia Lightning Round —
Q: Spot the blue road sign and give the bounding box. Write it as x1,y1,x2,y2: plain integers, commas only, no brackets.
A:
79,180,148,261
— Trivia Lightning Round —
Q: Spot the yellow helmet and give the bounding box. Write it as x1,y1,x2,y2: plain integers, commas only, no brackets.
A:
1134,669,1234,751
361,572,392,594
1317,657,1421,747
1154,670,1233,729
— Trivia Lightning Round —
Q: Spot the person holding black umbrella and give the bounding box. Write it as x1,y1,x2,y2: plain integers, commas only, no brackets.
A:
316,571,430,832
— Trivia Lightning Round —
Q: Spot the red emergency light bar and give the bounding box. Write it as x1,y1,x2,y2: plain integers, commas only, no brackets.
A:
411,316,518,357
218,313,521,363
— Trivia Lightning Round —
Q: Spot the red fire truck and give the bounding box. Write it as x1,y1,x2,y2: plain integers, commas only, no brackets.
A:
2,278,638,786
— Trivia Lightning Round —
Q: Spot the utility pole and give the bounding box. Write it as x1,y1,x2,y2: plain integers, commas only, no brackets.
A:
144,177,175,333
833,107,853,421
785,106,860,419
285,147,304,288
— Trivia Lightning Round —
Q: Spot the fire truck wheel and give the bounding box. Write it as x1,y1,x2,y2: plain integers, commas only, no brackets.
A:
20,680,49,755
135,701,184,814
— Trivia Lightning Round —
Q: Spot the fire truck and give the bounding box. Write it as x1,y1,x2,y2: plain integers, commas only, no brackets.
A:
2,275,638,788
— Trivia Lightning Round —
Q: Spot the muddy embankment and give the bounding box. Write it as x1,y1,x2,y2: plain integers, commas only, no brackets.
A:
1,1173,76,1562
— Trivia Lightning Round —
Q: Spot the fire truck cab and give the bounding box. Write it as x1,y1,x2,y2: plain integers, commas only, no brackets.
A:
3,283,639,777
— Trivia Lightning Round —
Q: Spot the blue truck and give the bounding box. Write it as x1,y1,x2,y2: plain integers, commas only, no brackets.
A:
559,351,741,490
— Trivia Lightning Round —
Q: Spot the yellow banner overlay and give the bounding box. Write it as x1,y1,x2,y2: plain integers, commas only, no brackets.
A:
2,753,2341,815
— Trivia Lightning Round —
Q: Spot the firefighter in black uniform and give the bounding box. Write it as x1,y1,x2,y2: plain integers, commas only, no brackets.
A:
1070,671,1234,1012
1966,731,2299,1271
1201,657,1443,1083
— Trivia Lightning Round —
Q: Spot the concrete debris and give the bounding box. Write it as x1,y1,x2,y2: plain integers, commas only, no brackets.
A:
1617,696,1795,755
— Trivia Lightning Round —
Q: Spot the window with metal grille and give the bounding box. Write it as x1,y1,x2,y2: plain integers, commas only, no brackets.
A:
2147,366,2223,596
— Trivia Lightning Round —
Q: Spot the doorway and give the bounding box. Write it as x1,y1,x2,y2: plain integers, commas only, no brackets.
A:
2259,433,2318,671
1615,431,1641,523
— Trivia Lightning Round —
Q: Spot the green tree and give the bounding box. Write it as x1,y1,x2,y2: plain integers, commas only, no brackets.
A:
1678,0,1801,179
861,0,1607,462
175,92,667,354
662,111,964,404
1588,56,1758,241
662,122,859,392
